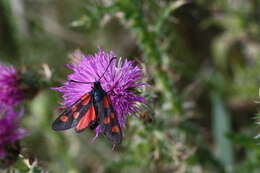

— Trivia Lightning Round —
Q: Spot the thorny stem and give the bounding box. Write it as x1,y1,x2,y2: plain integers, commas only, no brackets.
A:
120,0,183,115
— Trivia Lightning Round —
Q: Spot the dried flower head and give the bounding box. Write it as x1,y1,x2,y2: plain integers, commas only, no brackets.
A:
55,49,146,136
0,63,22,108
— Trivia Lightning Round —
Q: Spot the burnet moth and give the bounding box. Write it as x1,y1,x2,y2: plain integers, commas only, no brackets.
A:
52,57,122,146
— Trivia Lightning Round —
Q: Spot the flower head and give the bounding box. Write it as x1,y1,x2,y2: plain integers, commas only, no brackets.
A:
0,63,22,108
55,49,146,135
0,108,26,159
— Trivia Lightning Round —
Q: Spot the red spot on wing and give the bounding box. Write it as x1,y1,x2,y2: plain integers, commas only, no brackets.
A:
111,125,120,133
75,104,96,131
82,95,91,105
103,117,110,124
81,93,89,100
103,96,109,108
110,112,115,119
60,115,69,122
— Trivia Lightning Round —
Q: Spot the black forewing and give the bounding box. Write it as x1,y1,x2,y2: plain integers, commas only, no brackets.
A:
52,93,93,131
74,97,99,133
96,95,122,145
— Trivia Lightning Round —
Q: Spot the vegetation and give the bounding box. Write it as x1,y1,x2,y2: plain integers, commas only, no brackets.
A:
0,0,260,172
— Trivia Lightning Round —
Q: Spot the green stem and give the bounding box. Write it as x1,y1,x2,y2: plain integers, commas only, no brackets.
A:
0,0,20,62
121,0,183,115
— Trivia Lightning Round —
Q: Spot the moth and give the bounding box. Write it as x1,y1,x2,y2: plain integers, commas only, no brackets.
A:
52,57,122,146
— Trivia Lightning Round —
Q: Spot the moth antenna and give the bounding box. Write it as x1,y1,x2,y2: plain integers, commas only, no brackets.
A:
98,57,117,81
69,80,93,84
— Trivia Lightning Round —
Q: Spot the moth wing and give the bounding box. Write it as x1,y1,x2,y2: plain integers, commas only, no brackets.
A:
74,99,98,133
97,95,122,145
52,93,92,131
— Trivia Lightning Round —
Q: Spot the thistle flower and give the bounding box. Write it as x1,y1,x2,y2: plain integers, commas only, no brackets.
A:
0,108,26,160
55,49,146,136
0,63,22,108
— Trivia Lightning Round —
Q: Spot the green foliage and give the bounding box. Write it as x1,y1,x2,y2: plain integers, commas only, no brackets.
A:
1,0,260,172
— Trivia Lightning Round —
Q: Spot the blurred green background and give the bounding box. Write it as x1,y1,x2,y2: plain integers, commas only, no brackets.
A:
1,0,260,172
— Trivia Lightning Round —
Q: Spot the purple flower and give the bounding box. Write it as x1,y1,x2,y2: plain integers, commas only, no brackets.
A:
0,108,26,159
0,63,22,108
55,49,146,136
